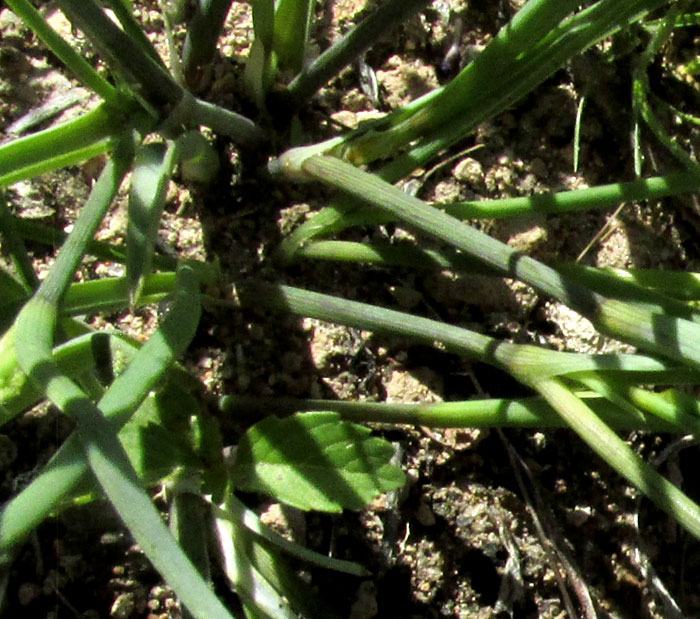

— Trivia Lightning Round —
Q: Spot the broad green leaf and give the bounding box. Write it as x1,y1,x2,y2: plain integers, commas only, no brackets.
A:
230,411,405,512
118,408,201,484
119,382,219,485
127,141,177,306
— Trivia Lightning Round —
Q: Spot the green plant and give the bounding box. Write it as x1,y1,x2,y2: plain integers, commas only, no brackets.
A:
0,0,699,616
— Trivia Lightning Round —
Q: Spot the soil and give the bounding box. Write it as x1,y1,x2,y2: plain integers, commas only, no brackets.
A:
1,1,700,618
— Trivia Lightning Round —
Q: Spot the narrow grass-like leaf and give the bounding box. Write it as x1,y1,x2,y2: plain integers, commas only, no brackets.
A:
245,0,276,106
0,272,179,327
2,124,229,616
220,394,683,433
0,330,124,426
292,239,700,309
230,412,405,512
282,0,431,110
127,141,178,305
12,327,231,618
214,494,369,575
4,0,122,106
444,171,700,219
275,157,700,260
280,170,700,260
57,0,183,111
276,0,681,260
13,297,228,618
568,373,700,439
0,104,145,187
0,193,38,292
242,531,340,619
250,0,274,48
300,154,603,316
237,281,686,380
646,10,700,28
104,0,166,69
573,95,586,172
273,0,316,75
586,268,700,301
0,266,201,553
64,272,177,315
633,1,700,175
293,239,700,329
339,0,668,166
187,97,264,147
535,377,700,540
170,489,211,605
12,218,219,283
182,0,235,86
215,495,343,618
299,155,700,369
215,493,298,619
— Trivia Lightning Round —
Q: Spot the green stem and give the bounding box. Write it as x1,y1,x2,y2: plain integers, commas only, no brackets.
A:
189,97,264,146
299,155,700,368
237,281,681,381
220,394,681,432
105,0,167,68
302,154,604,317
0,268,200,552
570,373,700,438
297,239,700,323
0,104,146,187
277,162,700,262
214,494,368,576
590,268,700,302
15,299,230,619
182,0,235,87
535,377,700,540
4,0,123,107
14,217,219,284
341,0,666,165
7,136,231,617
32,136,135,302
634,77,700,174
57,0,183,114
443,171,700,219
0,193,38,292
273,0,316,76
281,0,430,110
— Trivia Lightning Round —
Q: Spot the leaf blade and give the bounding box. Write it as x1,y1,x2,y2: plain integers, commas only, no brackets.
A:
231,412,405,512
126,141,178,305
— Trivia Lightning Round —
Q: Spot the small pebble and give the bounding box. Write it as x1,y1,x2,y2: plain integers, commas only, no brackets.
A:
453,157,484,184
111,592,135,619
